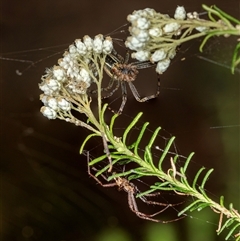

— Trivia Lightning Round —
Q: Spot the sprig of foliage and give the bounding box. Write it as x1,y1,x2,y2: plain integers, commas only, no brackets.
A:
81,105,240,240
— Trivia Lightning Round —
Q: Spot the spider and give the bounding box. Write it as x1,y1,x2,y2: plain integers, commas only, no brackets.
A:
87,161,184,222
101,49,161,114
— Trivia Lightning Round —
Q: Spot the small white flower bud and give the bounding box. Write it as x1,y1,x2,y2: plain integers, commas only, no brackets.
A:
39,83,54,95
40,94,48,106
169,49,176,59
150,49,167,62
68,44,78,54
59,53,76,70
187,12,194,19
149,28,162,37
41,106,57,119
46,78,61,92
125,36,145,50
133,29,149,42
193,11,199,19
127,13,138,23
133,17,150,30
156,59,171,74
102,36,113,54
195,26,208,32
57,97,71,111
75,39,87,55
131,50,150,61
174,6,186,20
163,22,181,33
47,97,59,111
80,68,91,83
93,34,104,54
52,66,66,82
143,8,156,17
83,35,93,52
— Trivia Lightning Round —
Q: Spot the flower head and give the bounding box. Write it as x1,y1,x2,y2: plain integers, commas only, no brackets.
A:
39,34,114,121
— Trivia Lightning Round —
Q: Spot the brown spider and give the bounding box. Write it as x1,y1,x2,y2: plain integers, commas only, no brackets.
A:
101,49,161,114
87,162,184,222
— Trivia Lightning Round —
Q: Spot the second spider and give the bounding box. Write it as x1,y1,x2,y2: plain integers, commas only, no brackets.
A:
101,49,160,114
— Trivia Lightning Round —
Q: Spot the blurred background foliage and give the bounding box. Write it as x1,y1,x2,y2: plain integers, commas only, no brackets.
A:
1,0,239,240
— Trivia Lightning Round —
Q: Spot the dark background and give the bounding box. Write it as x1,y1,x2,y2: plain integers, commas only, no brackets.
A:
1,0,239,241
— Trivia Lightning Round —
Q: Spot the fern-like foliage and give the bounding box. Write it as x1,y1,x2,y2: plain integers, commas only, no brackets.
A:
80,104,240,240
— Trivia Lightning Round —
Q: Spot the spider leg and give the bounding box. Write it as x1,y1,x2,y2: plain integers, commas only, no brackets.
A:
127,191,171,222
124,51,130,64
102,77,115,92
102,78,120,99
136,189,185,207
87,152,116,188
117,81,128,114
101,133,112,172
138,195,169,207
90,76,116,95
128,74,160,102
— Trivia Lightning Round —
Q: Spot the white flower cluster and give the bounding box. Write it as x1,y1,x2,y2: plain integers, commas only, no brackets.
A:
40,96,71,119
39,34,113,119
125,6,186,74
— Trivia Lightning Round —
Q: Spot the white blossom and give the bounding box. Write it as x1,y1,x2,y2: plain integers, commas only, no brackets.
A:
43,77,61,93
149,27,162,37
83,35,93,51
57,97,71,111
169,50,176,59
150,49,167,62
127,8,156,22
39,83,54,95
59,53,75,70
133,17,150,30
187,12,193,19
52,66,66,82
156,59,171,74
40,94,48,106
75,39,87,55
143,8,156,17
187,11,199,19
58,53,80,79
93,34,104,54
174,6,186,20
195,26,208,32
127,14,139,23
79,68,91,83
125,36,145,50
68,44,78,55
131,50,150,61
47,97,59,111
68,65,80,79
130,28,149,42
163,22,181,33
41,106,57,119
102,36,113,54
